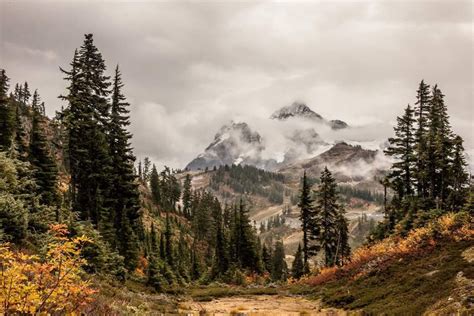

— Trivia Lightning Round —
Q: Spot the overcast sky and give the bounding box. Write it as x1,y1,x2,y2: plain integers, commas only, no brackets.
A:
1,0,472,168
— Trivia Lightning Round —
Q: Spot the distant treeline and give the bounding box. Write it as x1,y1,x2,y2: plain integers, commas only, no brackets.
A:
209,164,286,204
339,186,384,204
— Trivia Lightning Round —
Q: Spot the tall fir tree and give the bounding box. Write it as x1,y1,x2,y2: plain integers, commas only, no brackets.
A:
60,34,113,226
109,65,141,257
29,90,59,210
271,240,287,281
414,80,431,198
384,105,416,201
312,167,340,267
426,85,453,207
262,243,273,274
150,164,161,206
164,212,173,266
211,202,229,278
22,81,31,105
298,170,314,268
236,199,260,272
291,244,304,279
446,135,469,211
182,174,192,219
334,208,350,266
0,69,14,151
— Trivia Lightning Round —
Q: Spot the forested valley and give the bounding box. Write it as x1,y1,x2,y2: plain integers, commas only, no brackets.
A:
0,34,472,315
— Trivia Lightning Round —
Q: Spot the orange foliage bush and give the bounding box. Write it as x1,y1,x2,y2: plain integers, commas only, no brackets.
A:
0,224,96,315
305,212,473,286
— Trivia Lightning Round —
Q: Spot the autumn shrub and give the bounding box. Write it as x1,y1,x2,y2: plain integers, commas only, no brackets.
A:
305,211,473,286
0,224,96,314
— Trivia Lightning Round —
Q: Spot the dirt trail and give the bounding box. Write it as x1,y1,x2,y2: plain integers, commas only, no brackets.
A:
179,295,347,315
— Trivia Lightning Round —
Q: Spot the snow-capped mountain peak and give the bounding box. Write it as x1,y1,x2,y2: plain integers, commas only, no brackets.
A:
270,102,323,120
186,121,266,171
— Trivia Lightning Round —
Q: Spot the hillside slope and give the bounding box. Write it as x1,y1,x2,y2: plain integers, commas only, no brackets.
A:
294,212,474,315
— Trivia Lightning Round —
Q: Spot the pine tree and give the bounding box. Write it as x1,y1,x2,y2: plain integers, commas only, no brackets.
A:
384,105,416,199
150,223,158,254
164,212,173,266
29,90,59,209
426,85,454,207
298,170,314,267
120,210,139,272
108,65,141,257
291,244,304,279
414,80,431,198
262,243,272,274
22,81,31,105
143,157,151,185
13,98,28,160
212,202,229,278
147,254,162,291
312,167,340,267
150,164,161,206
60,34,112,226
236,199,259,272
190,242,201,281
0,69,14,151
271,240,287,281
182,174,192,219
446,135,469,211
159,232,166,260
334,208,350,266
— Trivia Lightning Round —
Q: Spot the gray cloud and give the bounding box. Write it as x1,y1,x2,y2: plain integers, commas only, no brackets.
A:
1,0,472,169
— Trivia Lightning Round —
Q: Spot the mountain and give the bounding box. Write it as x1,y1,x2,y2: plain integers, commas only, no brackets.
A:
186,102,354,171
279,141,382,182
270,102,324,121
270,101,349,130
185,121,274,171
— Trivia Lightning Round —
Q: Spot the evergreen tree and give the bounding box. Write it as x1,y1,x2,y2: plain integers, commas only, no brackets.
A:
426,85,454,207
150,223,158,254
143,157,151,185
312,167,340,267
29,90,59,209
108,65,141,258
159,232,166,260
211,203,229,278
334,208,350,266
164,212,173,266
271,240,287,281
60,34,112,226
150,164,161,206
236,199,259,272
384,105,416,199
291,244,304,279
190,242,201,281
298,170,314,267
22,81,31,105
414,80,431,197
446,136,469,211
13,98,28,160
0,69,14,151
262,243,272,274
120,210,139,272
182,174,192,218
147,254,162,291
